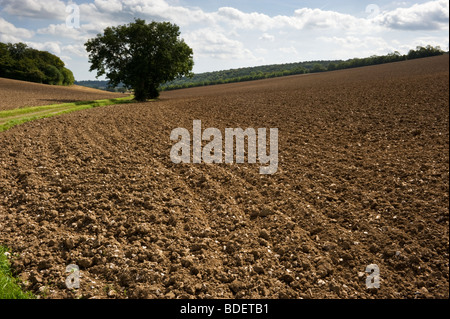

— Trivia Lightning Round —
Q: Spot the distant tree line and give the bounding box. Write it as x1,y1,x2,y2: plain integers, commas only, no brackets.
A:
160,45,445,91
159,60,332,91
74,45,445,93
74,80,128,93
0,42,75,85
327,45,444,71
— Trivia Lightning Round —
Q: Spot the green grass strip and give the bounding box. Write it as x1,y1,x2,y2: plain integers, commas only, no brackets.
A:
0,246,34,299
0,96,136,132
0,96,134,118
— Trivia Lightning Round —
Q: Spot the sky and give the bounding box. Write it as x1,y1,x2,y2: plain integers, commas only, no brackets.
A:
0,0,448,81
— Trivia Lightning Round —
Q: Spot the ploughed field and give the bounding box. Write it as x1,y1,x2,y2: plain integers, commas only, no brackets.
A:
0,55,448,299
0,77,126,110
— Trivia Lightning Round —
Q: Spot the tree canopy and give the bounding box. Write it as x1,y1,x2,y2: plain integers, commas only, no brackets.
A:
85,19,194,101
0,42,75,85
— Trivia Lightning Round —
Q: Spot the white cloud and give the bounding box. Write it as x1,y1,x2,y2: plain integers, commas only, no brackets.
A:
215,7,275,31
0,17,34,44
211,6,381,33
279,46,299,55
319,36,392,57
401,36,450,51
25,41,62,55
0,34,22,43
184,28,257,61
0,17,35,40
375,0,449,30
94,0,122,13
291,8,363,30
255,48,268,55
37,23,86,41
259,33,275,42
0,0,67,19
118,0,213,26
320,36,389,48
62,43,88,58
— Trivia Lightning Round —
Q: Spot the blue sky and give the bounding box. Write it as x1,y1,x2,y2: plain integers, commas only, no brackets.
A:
1,0,448,80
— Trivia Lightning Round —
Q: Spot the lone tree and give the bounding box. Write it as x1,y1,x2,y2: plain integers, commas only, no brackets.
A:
85,19,194,101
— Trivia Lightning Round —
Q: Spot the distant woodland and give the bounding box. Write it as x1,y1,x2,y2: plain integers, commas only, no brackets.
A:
0,42,75,86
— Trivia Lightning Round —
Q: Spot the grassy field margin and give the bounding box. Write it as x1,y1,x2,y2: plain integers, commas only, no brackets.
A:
0,246,34,299
0,96,135,132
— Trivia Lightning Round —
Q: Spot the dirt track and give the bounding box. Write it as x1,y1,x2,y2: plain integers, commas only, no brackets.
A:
0,55,448,299
0,77,126,110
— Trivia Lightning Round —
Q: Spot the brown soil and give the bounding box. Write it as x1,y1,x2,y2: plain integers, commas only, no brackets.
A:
0,55,448,299
0,77,126,110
